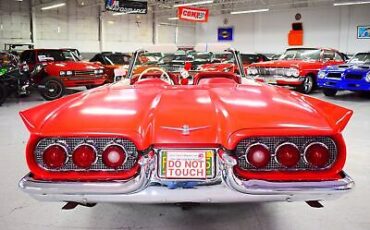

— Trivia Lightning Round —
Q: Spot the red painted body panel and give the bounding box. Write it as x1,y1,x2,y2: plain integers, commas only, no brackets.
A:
20,80,352,181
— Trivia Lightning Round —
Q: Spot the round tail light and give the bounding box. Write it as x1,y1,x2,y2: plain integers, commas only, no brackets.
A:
43,144,67,169
275,143,300,168
102,144,127,168
246,143,270,168
305,142,330,168
72,144,97,169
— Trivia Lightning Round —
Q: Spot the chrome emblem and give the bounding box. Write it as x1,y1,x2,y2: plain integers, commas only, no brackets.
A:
161,125,210,135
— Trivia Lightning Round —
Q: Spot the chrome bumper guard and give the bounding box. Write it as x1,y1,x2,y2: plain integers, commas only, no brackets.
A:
19,152,354,203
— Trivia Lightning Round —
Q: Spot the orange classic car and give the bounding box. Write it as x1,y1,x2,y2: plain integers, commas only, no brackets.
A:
18,46,353,208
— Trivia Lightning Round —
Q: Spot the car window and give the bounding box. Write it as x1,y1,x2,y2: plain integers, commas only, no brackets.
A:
334,52,344,61
37,50,66,62
322,50,335,61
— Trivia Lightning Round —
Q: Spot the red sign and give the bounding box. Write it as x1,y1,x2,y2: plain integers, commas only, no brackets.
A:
178,7,209,23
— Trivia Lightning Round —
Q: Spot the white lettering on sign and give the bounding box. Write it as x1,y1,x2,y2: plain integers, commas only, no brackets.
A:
165,151,206,179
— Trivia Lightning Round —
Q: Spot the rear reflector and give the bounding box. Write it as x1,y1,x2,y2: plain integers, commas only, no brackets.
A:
72,144,97,169
305,143,330,168
246,143,270,168
43,144,67,169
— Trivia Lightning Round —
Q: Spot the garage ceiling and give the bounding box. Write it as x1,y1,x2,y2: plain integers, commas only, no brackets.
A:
27,0,362,17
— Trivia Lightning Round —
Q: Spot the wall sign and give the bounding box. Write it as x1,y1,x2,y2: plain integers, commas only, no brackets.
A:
178,7,209,23
218,27,233,41
357,25,370,39
105,0,148,14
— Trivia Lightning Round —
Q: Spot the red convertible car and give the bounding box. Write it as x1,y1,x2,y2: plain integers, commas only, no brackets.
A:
247,48,346,93
18,46,353,208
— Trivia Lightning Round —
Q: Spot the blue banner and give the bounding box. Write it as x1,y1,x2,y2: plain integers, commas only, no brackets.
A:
218,27,233,41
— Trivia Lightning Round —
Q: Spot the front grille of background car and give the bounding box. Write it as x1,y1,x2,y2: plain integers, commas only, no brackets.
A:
327,72,342,78
235,136,337,171
74,70,96,76
35,137,138,171
256,67,287,76
345,73,363,80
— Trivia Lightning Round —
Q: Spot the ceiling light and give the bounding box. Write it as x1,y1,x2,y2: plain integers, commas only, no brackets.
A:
112,11,138,16
333,1,370,6
168,17,179,20
41,3,66,10
173,0,214,8
230,8,269,15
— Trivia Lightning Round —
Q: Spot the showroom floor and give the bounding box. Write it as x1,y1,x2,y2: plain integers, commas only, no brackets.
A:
0,89,369,230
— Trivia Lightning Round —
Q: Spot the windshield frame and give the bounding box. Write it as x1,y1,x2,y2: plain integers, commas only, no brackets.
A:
126,48,247,80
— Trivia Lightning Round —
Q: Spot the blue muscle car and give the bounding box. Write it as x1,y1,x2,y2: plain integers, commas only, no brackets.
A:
317,52,370,96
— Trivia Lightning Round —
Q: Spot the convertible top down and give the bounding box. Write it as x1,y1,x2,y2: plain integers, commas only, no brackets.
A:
18,45,354,207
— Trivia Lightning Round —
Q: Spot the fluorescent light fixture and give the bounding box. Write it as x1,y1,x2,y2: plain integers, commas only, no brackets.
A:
112,11,138,16
173,0,214,8
168,17,179,20
333,1,370,6
230,8,269,14
41,3,66,10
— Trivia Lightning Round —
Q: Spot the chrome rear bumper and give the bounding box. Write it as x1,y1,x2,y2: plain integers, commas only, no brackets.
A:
19,153,354,203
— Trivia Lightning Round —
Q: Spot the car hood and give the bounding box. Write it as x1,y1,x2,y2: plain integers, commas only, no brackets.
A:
251,59,319,69
324,63,370,73
45,61,103,71
20,82,352,150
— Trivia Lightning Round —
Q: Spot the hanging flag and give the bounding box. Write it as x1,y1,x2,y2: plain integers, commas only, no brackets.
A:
105,0,148,14
218,27,233,41
178,7,209,23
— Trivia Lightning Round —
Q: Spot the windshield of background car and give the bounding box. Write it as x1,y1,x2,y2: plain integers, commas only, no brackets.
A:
37,50,66,62
62,51,80,61
131,50,240,75
104,54,131,65
280,49,321,61
349,53,370,64
138,52,163,65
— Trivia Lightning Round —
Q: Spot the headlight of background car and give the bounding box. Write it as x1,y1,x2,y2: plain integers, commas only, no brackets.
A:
59,71,65,76
366,72,370,82
286,68,299,77
98,69,104,74
66,70,73,76
318,71,327,79
247,67,258,75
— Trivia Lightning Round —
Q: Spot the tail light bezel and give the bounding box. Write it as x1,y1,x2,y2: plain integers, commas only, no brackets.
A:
42,143,69,169
274,142,301,168
102,143,128,169
72,143,98,169
303,142,331,168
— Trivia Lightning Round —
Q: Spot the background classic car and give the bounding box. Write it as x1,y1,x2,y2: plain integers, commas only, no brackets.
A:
246,48,346,94
18,45,353,209
20,49,106,100
317,52,370,97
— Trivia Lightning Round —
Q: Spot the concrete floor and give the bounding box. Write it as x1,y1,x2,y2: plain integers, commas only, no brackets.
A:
0,89,369,230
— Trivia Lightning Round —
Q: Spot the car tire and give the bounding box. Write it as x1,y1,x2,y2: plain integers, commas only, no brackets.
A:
323,88,337,97
298,75,315,94
0,83,7,106
39,77,65,101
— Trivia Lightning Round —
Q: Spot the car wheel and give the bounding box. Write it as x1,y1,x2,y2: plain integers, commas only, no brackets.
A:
0,83,7,106
298,75,314,94
323,88,337,97
39,77,65,101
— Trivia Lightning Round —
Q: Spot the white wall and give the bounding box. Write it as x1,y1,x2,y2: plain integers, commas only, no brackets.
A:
196,5,370,54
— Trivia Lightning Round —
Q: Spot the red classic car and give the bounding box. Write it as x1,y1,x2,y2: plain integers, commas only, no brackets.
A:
247,48,346,93
19,46,353,208
199,53,269,73
20,49,106,100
